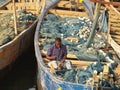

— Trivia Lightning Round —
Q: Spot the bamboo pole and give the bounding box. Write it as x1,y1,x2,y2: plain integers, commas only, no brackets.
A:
13,0,17,35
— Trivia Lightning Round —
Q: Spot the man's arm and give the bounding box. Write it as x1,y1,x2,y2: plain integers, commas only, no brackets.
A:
46,46,57,60
46,55,56,60
59,55,67,64
58,45,67,69
57,55,67,70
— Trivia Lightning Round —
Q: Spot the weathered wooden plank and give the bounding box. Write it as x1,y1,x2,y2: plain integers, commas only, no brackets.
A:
43,58,94,66
0,10,13,13
111,27,120,31
6,2,36,8
91,0,120,6
49,9,88,17
111,23,120,27
56,1,85,10
0,9,36,14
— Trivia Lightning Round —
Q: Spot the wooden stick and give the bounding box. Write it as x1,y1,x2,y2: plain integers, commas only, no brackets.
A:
106,12,111,49
36,0,40,14
13,0,17,35
90,0,120,6
94,3,98,20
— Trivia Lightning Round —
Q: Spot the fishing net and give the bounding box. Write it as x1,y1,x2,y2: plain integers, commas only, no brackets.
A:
56,60,118,89
0,10,36,46
40,14,109,62
39,13,120,89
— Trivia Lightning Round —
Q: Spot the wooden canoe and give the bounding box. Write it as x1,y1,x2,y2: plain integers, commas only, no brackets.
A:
35,0,120,90
0,0,41,78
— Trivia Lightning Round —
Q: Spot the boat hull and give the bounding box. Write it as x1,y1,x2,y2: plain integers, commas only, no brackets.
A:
0,20,37,78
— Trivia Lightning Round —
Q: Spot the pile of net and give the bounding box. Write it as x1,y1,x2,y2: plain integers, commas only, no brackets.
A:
56,60,119,89
40,14,109,62
0,10,36,46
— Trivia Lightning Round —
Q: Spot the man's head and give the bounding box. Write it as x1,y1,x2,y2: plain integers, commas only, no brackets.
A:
55,37,61,48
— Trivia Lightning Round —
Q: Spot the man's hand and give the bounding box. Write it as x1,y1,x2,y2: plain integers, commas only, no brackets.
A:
57,62,62,70
51,55,57,60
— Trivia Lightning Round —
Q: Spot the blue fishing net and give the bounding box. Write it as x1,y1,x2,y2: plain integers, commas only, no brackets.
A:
56,61,118,89
0,10,36,46
40,14,106,53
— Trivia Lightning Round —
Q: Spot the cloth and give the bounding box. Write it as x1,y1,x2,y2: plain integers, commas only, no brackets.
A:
48,60,72,69
47,44,67,61
99,9,108,33
82,0,94,21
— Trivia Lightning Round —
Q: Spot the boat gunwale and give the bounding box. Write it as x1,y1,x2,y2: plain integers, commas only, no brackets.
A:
0,1,40,71
104,0,120,58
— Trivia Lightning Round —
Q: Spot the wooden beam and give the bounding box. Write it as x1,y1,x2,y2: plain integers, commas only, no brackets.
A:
49,9,88,17
56,1,85,10
111,27,120,31
6,2,36,7
111,35,120,38
111,32,120,35
43,58,94,66
110,20,120,23
111,24,120,27
0,10,13,13
90,0,120,6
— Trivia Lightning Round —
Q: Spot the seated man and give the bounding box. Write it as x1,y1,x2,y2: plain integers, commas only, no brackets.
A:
46,37,72,69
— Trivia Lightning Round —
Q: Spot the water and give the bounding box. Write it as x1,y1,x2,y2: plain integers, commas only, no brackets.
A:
0,45,37,90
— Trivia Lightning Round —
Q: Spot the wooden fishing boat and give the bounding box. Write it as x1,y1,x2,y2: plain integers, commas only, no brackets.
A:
35,0,120,90
0,0,41,78
104,0,120,58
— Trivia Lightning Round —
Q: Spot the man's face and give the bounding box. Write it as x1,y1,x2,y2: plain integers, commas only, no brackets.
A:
55,41,61,48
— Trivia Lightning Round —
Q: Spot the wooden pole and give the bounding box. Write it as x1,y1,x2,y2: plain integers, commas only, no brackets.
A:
13,0,17,35
36,0,40,14
94,3,98,20
106,12,111,49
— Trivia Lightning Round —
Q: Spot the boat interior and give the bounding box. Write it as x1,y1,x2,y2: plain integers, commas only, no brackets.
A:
39,0,119,71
